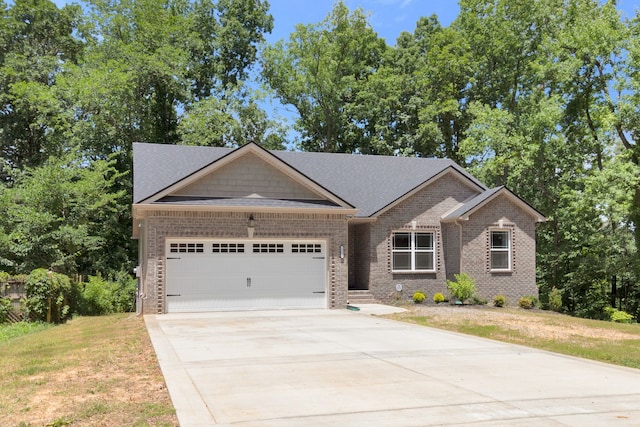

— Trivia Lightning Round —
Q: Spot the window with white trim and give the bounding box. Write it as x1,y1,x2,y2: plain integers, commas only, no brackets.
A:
392,232,435,272
490,230,511,270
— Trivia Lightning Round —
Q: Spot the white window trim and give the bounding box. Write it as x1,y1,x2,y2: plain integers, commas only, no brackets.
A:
391,231,436,273
490,229,512,272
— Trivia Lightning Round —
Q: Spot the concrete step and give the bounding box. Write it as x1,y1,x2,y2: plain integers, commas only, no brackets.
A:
347,290,377,304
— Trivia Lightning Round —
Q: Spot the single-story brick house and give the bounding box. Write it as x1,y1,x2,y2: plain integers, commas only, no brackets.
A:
132,142,545,314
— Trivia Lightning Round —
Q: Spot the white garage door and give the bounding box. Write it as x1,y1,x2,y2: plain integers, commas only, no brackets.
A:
165,239,327,312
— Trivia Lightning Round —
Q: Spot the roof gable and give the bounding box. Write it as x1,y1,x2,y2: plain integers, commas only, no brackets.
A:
134,142,354,209
442,186,546,223
171,151,322,200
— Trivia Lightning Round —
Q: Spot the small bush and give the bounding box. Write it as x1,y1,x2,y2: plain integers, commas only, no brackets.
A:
519,296,534,309
413,291,426,304
25,269,72,323
0,298,12,323
493,295,506,307
548,287,563,312
605,307,634,323
446,273,476,304
79,272,137,316
433,292,445,304
472,296,488,305
82,275,114,315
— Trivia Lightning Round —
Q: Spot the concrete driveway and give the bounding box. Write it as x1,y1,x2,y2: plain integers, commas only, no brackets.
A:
145,307,640,426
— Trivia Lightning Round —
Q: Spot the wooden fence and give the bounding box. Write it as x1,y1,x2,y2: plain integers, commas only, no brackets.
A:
1,280,26,322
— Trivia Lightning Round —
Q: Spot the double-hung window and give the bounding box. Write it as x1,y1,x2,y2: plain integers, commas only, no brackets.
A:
490,230,511,270
392,231,435,272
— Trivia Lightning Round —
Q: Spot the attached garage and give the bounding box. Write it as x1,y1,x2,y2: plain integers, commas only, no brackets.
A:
165,239,328,312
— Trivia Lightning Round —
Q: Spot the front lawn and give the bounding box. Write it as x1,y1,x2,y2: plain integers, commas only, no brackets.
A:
0,314,178,427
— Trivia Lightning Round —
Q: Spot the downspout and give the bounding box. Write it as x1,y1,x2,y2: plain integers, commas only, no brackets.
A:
135,219,145,316
455,219,463,274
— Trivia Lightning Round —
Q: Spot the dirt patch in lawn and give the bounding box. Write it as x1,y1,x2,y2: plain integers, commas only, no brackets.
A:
391,304,640,341
0,314,178,427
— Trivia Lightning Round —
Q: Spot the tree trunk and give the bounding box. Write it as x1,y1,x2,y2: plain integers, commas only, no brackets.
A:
610,275,617,308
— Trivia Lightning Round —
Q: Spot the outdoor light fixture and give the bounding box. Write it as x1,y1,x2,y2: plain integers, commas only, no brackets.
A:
340,244,345,260
247,214,256,238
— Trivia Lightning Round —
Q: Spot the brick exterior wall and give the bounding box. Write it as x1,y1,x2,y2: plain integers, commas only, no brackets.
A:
353,173,539,305
173,152,319,200
138,210,349,314
360,173,479,303
459,195,538,304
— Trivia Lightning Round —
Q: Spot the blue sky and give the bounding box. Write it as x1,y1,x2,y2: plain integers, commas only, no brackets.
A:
49,0,640,144
265,0,461,45
51,0,639,46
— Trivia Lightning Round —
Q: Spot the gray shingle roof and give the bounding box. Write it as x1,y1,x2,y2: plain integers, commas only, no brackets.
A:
133,142,487,218
441,186,546,222
442,186,505,220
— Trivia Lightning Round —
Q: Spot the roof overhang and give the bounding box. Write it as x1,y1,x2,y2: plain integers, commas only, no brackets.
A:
441,187,546,223
131,203,358,238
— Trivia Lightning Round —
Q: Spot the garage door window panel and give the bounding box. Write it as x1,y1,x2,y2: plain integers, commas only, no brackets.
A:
170,243,204,253
253,243,284,253
212,243,245,253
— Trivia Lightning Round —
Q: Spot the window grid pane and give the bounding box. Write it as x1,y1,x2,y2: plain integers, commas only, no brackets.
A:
415,233,433,250
415,252,434,270
393,233,411,250
491,231,509,249
393,252,411,270
491,251,509,270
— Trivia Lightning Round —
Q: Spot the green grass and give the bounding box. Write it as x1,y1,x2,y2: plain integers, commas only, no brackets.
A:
0,321,53,344
388,307,640,369
0,314,177,427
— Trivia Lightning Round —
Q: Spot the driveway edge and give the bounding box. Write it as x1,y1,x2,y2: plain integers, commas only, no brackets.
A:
145,314,215,426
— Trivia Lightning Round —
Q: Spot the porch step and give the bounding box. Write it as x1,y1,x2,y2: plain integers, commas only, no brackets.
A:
347,290,377,305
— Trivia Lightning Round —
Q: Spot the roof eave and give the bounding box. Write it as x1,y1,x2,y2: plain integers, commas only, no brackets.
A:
132,203,358,218
441,187,546,223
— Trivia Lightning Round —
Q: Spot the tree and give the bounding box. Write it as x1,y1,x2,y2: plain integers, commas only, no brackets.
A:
456,0,639,318
0,151,125,276
178,87,287,149
0,0,82,176
262,1,387,152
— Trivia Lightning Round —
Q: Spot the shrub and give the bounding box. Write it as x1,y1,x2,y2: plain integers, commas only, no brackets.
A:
433,292,445,304
446,273,476,304
25,269,72,323
111,270,137,313
605,307,634,323
472,296,488,305
548,287,563,312
519,296,534,309
79,272,137,316
493,295,506,307
0,298,12,323
413,291,426,304
82,275,114,315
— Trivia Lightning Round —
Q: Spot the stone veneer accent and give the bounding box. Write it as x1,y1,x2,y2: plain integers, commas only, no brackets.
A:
138,210,349,314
